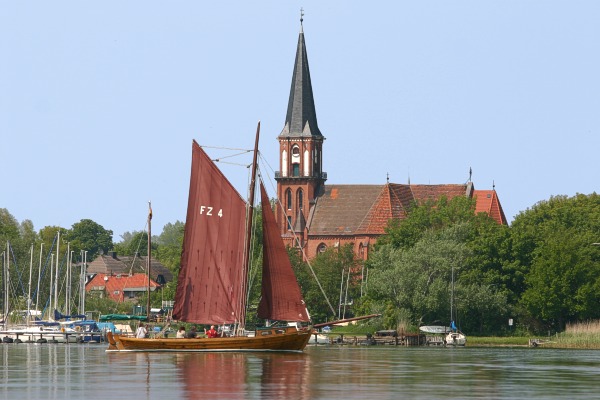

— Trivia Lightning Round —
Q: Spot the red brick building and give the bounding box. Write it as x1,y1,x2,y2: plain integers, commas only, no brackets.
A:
275,21,507,260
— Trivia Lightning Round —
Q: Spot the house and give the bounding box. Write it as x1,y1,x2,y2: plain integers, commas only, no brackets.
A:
275,20,507,260
87,251,173,285
85,251,173,302
86,272,160,302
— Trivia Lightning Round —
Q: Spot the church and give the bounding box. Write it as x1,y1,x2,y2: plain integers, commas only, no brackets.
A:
274,20,507,261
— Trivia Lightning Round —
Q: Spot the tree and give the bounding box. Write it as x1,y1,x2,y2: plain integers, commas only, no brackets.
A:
367,226,469,329
65,219,113,260
292,244,360,324
377,195,477,250
511,193,600,331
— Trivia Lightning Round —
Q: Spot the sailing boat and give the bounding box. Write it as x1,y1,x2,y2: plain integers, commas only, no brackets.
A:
445,264,466,347
107,124,313,352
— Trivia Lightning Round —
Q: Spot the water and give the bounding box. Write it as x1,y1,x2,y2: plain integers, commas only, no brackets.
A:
1,343,599,399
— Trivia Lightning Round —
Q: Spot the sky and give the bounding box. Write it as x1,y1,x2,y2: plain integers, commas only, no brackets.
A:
1,1,599,241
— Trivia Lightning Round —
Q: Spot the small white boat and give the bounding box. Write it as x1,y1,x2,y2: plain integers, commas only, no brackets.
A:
308,333,329,345
445,331,467,347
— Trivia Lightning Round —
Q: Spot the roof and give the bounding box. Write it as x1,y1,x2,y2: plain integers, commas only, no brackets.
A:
279,23,322,138
307,183,507,237
473,190,508,225
309,185,384,236
85,273,160,302
87,253,173,283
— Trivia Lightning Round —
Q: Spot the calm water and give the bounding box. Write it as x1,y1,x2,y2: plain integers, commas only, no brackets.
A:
1,343,599,399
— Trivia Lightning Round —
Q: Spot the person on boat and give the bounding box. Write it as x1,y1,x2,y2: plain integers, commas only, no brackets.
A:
176,326,186,338
205,325,218,338
135,323,147,339
185,325,197,338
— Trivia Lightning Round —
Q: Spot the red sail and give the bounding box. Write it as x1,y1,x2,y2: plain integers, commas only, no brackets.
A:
257,182,309,322
173,141,247,324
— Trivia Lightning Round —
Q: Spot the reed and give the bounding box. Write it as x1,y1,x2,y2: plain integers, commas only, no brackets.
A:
547,320,600,349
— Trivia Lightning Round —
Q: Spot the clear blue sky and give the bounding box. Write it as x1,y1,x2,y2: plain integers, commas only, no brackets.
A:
1,2,599,240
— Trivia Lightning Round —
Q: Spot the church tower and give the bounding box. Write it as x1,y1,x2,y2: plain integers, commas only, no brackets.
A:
275,17,326,243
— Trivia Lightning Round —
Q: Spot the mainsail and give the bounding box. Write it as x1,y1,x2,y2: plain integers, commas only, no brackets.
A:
257,182,309,322
173,140,247,324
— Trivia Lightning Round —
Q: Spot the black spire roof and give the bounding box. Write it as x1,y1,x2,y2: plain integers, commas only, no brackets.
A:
280,23,322,138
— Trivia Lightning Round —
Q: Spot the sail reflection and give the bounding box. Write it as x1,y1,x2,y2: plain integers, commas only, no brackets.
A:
176,352,312,399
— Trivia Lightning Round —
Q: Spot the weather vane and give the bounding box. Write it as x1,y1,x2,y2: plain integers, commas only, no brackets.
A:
300,8,304,25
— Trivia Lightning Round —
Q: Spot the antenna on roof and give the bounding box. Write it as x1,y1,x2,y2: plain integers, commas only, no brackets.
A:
386,172,389,183
468,167,472,183
493,180,496,190
300,7,304,26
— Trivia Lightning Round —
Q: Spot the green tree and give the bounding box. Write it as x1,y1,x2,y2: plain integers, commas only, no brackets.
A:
292,244,360,324
511,193,600,332
65,219,113,260
377,195,477,250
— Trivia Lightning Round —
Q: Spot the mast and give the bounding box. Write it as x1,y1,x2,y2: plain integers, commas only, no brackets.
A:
54,230,60,316
36,243,43,321
239,121,260,331
3,243,7,329
450,264,455,329
147,202,152,323
27,244,33,324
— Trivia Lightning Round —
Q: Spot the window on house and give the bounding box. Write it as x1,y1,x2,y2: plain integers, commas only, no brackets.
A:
292,163,300,177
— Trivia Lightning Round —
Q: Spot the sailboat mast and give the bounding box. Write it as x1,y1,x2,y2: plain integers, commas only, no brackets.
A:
450,265,455,327
27,244,33,324
147,202,152,323
239,121,260,331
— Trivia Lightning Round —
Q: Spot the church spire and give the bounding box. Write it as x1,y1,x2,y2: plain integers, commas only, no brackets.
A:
280,13,322,138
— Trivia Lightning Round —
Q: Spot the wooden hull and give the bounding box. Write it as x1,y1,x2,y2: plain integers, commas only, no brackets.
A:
106,326,312,353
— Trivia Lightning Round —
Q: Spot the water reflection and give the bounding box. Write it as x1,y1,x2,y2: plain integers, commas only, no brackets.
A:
174,351,313,399
1,344,600,399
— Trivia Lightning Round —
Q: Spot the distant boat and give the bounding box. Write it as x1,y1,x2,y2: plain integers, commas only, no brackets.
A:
445,264,466,347
107,123,312,352
419,325,450,334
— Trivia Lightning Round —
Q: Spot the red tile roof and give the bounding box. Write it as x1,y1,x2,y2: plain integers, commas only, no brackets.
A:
308,182,506,237
85,273,159,302
473,190,508,225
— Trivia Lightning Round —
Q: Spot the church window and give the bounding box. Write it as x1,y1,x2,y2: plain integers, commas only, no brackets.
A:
317,243,327,254
287,216,293,231
292,163,300,177
298,189,304,210
286,189,292,210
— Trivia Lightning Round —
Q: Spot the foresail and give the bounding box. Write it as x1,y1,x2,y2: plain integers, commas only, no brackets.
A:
257,182,309,322
173,140,247,324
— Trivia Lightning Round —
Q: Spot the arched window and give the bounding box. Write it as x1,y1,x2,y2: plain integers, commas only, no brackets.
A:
317,243,327,255
291,145,300,177
286,189,292,210
297,189,304,210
